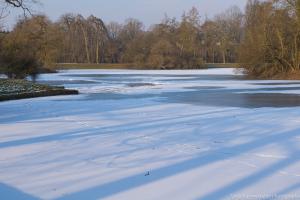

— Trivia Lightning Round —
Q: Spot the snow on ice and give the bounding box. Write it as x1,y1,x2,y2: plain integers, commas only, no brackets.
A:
1,69,300,199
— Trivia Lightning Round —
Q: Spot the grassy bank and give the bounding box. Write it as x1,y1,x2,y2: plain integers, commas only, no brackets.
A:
204,63,240,68
58,63,132,70
0,79,78,101
57,63,239,70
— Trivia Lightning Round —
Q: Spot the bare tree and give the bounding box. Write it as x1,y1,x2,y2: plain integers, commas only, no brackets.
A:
214,6,243,63
0,6,8,29
57,14,111,64
2,0,38,16
239,0,300,78
106,22,123,63
87,15,109,63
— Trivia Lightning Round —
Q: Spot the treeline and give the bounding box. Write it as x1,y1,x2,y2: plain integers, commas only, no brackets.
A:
0,5,244,79
57,6,243,69
1,0,300,79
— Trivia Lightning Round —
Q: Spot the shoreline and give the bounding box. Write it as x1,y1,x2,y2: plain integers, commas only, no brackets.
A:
56,63,239,70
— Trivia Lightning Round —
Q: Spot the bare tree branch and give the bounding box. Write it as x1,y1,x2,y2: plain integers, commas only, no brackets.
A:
3,0,38,16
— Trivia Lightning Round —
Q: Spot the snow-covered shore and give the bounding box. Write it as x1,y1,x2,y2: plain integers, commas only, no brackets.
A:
1,68,300,200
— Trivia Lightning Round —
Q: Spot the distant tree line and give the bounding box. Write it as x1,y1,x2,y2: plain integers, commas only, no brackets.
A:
1,0,300,79
55,6,243,69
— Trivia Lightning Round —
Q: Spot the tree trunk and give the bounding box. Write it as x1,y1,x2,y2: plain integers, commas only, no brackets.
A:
96,40,99,64
80,23,90,63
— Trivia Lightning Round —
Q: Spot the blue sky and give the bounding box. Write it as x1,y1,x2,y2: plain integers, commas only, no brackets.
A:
5,0,248,29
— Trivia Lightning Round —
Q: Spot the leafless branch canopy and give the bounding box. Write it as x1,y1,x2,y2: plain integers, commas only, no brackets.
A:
3,0,38,16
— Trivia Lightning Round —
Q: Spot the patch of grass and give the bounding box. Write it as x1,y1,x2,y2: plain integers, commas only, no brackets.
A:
204,63,240,68
57,63,133,69
58,63,240,70
0,79,78,101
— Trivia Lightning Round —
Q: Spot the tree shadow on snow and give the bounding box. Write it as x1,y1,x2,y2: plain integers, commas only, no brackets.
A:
53,126,300,200
0,183,40,200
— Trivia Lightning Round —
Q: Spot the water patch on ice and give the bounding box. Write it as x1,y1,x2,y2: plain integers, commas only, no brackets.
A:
126,83,157,87
252,82,300,86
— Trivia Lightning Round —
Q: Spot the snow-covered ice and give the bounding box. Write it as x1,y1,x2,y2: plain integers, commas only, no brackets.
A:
1,68,300,200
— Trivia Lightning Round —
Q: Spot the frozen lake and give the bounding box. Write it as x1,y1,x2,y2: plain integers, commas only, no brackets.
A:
38,68,300,108
1,68,300,199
